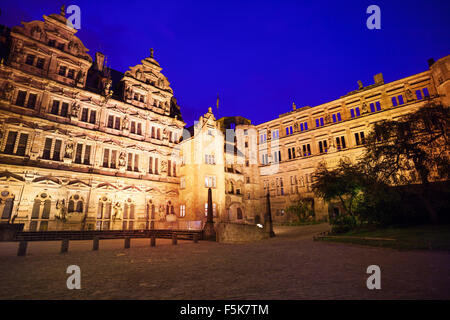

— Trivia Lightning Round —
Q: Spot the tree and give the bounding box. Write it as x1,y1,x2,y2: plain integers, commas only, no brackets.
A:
286,198,314,222
362,103,450,223
312,159,365,216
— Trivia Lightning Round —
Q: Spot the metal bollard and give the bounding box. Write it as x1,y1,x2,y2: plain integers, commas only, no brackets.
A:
193,233,199,243
124,237,131,249
150,235,156,247
93,237,99,251
172,233,177,245
60,239,69,254
17,241,28,256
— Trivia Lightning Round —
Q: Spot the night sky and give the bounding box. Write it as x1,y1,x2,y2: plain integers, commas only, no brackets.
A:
1,0,449,126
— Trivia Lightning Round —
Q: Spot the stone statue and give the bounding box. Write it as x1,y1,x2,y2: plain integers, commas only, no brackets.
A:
122,116,130,130
161,160,168,173
328,137,336,152
55,199,67,221
405,89,414,101
75,70,84,85
113,202,123,220
361,102,368,114
70,103,80,117
293,123,299,132
64,141,74,158
325,114,331,124
118,152,126,168
1,83,14,101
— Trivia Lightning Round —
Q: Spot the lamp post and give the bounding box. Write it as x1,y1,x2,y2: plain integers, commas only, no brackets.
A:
203,187,216,241
265,192,275,237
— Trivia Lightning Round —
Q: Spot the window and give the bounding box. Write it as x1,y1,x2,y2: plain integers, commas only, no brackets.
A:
272,129,279,140
300,121,308,131
301,144,311,156
261,153,269,165
73,143,91,165
370,101,381,112
392,95,404,106
107,115,121,129
3,131,29,156
422,87,430,98
355,132,365,146
25,54,35,66
350,107,360,118
180,177,186,189
259,132,267,143
332,112,342,123
205,175,216,188
36,58,45,69
272,150,281,163
205,154,215,164
15,90,27,107
126,153,139,172
285,126,293,135
58,66,67,76
276,178,284,196
80,108,96,124
288,147,296,159
335,136,346,150
27,93,37,109
318,140,328,153
67,69,75,79
50,100,68,117
290,175,299,194
81,108,88,122
102,149,118,168
180,205,186,217
315,117,324,127
89,110,96,124
204,203,217,217
42,138,62,161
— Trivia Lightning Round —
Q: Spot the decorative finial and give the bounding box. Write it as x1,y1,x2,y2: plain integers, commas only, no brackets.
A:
150,48,154,58
208,107,212,113
60,5,66,17
292,102,296,110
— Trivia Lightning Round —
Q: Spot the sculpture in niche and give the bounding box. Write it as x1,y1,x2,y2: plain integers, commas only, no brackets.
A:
405,89,414,101
361,102,369,114
328,137,336,152
293,122,299,132
118,152,126,168
160,160,168,173
325,113,331,124
55,199,67,221
122,116,130,131
113,202,123,220
70,102,80,117
75,70,85,85
64,141,74,158
1,83,14,101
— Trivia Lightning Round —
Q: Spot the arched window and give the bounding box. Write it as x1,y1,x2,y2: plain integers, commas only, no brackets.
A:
29,192,52,231
97,196,112,230
68,194,84,213
0,190,15,221
123,198,135,230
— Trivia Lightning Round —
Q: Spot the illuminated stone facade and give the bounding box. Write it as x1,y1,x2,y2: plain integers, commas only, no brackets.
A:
0,11,183,231
256,55,450,222
0,9,449,230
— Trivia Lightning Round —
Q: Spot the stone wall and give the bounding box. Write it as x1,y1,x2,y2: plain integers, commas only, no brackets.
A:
215,221,269,243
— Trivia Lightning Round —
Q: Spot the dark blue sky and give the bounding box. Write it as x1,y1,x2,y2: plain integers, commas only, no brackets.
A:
2,1,449,126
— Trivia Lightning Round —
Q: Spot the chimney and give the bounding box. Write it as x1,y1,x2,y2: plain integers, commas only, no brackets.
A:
373,73,384,85
427,58,435,68
95,52,105,72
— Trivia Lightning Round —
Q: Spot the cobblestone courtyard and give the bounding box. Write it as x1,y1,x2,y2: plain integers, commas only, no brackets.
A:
0,224,449,299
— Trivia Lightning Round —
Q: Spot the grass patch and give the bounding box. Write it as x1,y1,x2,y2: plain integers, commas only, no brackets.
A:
317,224,450,251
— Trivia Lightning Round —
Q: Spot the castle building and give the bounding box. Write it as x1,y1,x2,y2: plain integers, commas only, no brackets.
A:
0,8,449,230
0,10,184,231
